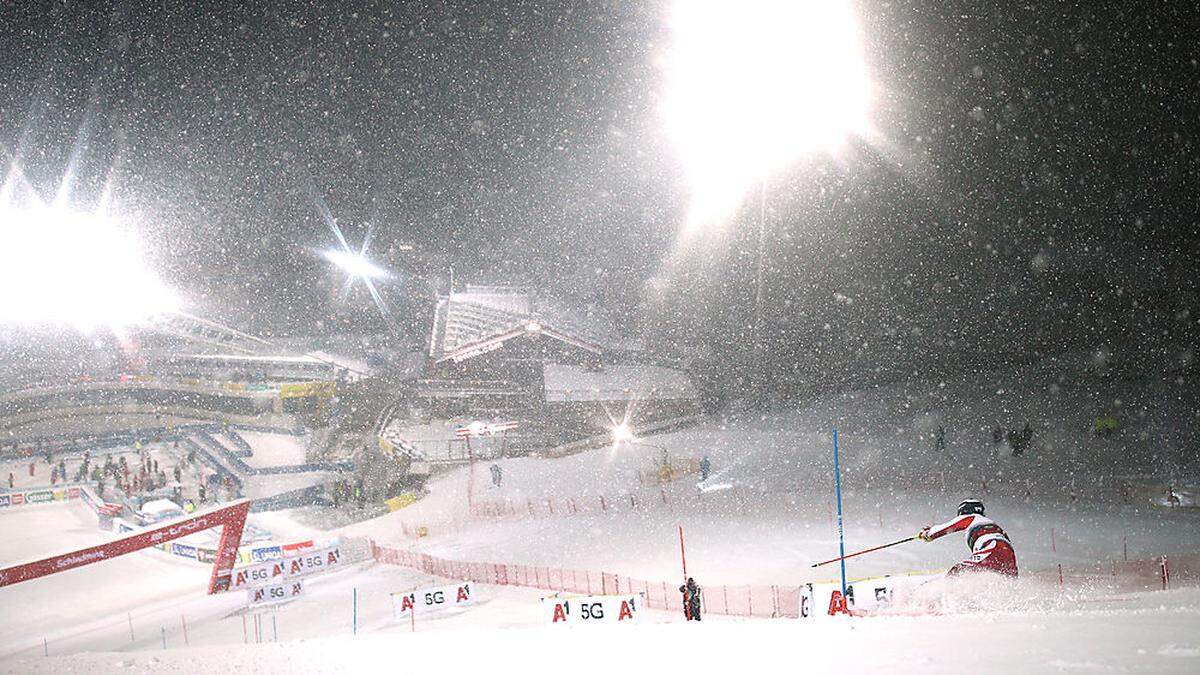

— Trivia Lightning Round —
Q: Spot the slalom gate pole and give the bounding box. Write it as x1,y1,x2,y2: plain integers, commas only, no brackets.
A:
832,429,848,599
678,525,689,618
352,587,358,635
679,525,688,578
810,536,919,568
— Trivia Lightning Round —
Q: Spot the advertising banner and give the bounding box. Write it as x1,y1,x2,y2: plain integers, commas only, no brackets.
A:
280,381,336,399
544,594,642,624
392,582,475,619
281,540,315,555
804,572,942,617
229,545,342,589
251,545,283,562
247,579,305,606
171,543,198,560
284,546,342,577
231,560,290,590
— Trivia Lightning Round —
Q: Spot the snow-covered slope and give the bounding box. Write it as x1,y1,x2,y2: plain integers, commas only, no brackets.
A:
2,357,1196,668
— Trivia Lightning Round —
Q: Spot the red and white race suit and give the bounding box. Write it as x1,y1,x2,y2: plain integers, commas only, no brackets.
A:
924,514,1018,577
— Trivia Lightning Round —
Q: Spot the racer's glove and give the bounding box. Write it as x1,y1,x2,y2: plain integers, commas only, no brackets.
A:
917,528,932,542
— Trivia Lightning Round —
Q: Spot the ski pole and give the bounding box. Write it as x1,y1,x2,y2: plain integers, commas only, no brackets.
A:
810,536,918,568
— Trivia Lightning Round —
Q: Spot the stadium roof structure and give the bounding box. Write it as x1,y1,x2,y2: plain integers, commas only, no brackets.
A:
429,286,619,365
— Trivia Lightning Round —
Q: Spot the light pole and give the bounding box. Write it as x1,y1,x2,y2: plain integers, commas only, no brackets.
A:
751,176,768,401
661,0,872,403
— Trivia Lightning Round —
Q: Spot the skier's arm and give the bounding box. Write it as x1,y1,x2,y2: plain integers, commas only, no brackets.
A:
919,514,975,541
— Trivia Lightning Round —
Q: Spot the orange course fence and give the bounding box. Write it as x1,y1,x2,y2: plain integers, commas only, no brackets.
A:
469,490,680,520
370,541,1199,619
370,541,803,618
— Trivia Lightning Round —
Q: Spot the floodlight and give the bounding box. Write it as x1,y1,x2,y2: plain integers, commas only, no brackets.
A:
322,248,389,280
0,206,178,331
662,0,872,229
611,423,636,444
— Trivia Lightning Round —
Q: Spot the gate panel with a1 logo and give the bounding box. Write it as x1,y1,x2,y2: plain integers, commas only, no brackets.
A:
545,593,642,624
392,582,476,620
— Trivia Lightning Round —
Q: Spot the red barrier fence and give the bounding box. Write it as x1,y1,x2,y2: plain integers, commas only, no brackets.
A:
370,541,1199,619
371,541,804,618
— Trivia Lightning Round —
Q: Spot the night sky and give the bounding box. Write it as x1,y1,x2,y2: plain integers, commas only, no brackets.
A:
2,1,1197,389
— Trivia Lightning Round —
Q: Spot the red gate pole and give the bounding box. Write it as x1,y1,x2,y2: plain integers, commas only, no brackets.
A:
678,525,690,619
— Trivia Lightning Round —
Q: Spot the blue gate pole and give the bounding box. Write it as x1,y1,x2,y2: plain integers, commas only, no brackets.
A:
833,429,848,599
352,587,358,635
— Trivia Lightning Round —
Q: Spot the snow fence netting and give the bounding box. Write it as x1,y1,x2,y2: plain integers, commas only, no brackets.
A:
370,541,1195,619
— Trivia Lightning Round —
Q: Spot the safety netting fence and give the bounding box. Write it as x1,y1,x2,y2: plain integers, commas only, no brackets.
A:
370,541,1198,619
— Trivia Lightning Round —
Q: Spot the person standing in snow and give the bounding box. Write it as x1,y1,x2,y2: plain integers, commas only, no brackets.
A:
699,455,711,481
489,463,502,488
918,499,1018,577
679,577,702,621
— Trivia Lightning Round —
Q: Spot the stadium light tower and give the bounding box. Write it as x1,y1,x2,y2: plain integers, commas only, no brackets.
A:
662,0,872,388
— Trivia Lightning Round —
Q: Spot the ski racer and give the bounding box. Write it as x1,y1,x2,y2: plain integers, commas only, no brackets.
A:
918,499,1018,577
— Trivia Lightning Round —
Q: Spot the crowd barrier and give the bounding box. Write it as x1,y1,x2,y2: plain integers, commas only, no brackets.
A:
0,484,84,508
191,430,352,479
371,541,1199,619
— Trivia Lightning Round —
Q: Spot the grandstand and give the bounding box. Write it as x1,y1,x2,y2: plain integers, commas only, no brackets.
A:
0,309,364,521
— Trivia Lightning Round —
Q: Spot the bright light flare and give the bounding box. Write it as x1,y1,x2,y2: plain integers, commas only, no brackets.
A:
611,422,636,444
322,248,389,280
662,0,872,230
0,207,178,331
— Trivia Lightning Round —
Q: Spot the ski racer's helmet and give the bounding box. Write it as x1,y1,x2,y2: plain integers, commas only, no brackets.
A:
957,499,985,516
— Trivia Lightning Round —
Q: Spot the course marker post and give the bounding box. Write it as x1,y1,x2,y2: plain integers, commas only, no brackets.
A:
832,429,848,600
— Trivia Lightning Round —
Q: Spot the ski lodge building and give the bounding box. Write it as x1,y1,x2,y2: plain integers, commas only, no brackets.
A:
380,286,700,460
